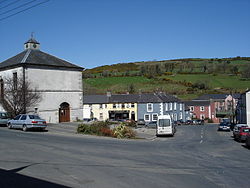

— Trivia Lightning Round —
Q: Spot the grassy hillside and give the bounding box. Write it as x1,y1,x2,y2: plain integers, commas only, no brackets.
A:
83,57,250,100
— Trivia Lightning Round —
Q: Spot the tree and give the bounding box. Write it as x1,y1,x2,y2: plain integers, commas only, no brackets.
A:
1,76,42,117
241,65,250,79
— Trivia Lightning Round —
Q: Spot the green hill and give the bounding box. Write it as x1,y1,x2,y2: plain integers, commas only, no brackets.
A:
83,57,250,100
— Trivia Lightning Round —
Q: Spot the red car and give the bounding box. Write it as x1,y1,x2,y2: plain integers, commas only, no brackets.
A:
234,127,250,142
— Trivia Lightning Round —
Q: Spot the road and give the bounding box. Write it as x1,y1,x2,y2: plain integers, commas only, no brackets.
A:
0,124,249,188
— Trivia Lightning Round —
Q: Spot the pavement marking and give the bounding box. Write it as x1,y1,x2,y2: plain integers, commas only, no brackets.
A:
200,140,203,144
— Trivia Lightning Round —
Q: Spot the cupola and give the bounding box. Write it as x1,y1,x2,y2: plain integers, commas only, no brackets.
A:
24,34,40,50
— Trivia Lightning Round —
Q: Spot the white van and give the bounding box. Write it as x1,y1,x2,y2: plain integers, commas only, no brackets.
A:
156,115,175,136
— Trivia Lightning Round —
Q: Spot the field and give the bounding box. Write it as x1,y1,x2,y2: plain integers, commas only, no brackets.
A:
83,57,250,99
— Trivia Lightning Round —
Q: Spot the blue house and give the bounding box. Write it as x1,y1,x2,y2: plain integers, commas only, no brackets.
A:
137,93,185,123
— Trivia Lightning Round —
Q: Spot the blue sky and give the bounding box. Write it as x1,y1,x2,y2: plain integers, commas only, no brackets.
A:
0,0,249,69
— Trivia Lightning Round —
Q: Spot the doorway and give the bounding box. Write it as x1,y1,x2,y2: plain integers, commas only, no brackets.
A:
59,102,70,122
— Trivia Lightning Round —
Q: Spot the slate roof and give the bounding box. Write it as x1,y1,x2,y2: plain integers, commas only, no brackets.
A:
184,100,210,106
0,49,83,71
195,94,227,100
83,93,181,104
195,93,241,100
24,38,40,44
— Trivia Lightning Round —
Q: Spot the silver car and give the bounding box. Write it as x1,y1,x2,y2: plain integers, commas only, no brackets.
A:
8,114,47,131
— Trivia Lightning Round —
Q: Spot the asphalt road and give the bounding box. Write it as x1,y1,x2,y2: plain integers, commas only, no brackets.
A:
0,124,249,188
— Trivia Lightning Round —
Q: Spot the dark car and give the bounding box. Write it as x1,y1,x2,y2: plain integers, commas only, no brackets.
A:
245,134,250,148
234,127,250,142
146,121,157,128
217,122,230,131
137,119,146,127
233,124,248,138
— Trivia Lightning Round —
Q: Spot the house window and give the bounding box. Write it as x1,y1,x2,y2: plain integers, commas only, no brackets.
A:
165,103,168,111
147,103,153,112
100,113,103,120
180,104,182,111
152,113,158,121
200,114,205,120
113,104,116,108
174,102,177,110
190,106,194,112
174,113,177,121
200,106,205,112
144,114,150,121
121,104,125,108
179,112,182,120
169,103,172,110
131,103,135,108
126,103,130,108
99,104,103,109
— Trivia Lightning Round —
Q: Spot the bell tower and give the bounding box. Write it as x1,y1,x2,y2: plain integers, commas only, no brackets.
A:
24,33,40,50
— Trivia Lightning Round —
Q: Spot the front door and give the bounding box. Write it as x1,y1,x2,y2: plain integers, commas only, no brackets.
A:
59,102,70,122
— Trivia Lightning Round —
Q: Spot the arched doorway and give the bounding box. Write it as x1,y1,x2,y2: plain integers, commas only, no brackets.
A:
59,102,70,122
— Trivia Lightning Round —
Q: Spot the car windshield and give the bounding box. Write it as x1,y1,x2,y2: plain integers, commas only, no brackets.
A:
0,113,7,119
242,129,250,132
29,115,41,119
158,119,170,127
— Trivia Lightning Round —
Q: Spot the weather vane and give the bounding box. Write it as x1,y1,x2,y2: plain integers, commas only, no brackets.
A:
31,32,35,39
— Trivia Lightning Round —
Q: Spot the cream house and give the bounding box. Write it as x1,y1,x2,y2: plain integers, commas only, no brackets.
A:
83,94,138,121
0,37,84,123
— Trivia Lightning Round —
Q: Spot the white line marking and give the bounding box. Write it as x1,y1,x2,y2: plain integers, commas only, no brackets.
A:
200,140,203,144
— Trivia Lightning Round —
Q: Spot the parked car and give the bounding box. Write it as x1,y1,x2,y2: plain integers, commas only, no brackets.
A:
8,114,47,131
136,119,146,127
233,124,248,138
234,127,250,142
217,122,230,131
185,120,193,125
245,134,250,148
0,111,10,126
146,121,157,128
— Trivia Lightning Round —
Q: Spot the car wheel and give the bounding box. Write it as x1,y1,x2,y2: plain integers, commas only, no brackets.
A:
7,123,12,129
22,125,28,132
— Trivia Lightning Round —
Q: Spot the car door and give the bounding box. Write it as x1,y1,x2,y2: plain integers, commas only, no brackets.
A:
19,115,27,128
12,115,21,128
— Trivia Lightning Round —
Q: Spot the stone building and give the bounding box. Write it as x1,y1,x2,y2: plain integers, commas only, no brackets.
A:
0,37,84,123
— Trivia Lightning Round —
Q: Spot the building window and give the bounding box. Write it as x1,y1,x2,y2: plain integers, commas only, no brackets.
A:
147,103,153,112
174,113,177,121
131,103,135,108
152,113,158,121
126,103,130,108
13,72,17,90
179,112,182,120
121,104,125,108
180,104,182,111
200,106,205,112
100,113,103,120
174,102,177,110
99,104,103,109
113,104,116,108
190,106,194,112
200,114,205,120
169,103,172,110
144,114,150,121
165,103,168,111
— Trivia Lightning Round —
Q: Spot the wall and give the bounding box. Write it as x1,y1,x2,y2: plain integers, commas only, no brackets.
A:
246,91,250,126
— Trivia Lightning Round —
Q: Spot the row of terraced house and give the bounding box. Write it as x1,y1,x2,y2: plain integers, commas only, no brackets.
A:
83,93,187,123
83,92,250,124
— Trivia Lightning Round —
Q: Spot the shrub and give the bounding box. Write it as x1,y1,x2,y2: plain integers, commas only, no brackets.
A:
124,120,136,127
113,124,136,139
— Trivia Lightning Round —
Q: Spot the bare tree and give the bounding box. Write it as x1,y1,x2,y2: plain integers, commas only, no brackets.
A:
1,76,42,117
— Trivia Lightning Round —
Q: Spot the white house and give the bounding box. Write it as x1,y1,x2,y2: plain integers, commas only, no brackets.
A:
0,37,84,123
236,90,250,126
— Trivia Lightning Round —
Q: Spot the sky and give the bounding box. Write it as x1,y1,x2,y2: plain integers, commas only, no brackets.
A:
0,0,249,69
